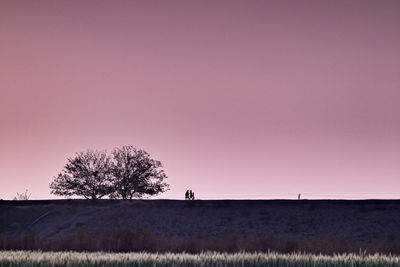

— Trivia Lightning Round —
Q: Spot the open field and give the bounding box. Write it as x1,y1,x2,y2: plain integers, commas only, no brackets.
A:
1,199,400,254
1,251,400,267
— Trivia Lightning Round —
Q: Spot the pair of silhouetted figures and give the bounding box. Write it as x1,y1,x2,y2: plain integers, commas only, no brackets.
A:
185,190,195,200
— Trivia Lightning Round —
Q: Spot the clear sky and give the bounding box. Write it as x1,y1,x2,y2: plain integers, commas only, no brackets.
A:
1,0,399,200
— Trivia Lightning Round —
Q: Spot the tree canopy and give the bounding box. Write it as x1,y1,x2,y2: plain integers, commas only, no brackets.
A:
50,146,169,199
111,145,169,199
50,150,114,199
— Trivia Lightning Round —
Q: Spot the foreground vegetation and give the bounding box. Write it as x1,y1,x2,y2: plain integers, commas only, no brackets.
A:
0,227,400,256
2,228,400,255
1,251,400,267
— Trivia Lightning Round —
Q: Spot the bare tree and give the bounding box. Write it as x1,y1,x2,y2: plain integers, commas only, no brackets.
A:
111,145,169,199
50,150,113,199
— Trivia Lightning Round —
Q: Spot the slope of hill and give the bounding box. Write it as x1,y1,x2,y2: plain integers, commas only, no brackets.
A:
1,199,400,253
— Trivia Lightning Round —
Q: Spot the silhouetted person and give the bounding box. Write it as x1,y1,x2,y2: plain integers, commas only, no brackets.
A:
298,194,301,200
192,191,195,200
189,190,193,200
185,190,189,200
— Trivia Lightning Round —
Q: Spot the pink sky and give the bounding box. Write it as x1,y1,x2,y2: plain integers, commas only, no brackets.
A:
1,0,399,200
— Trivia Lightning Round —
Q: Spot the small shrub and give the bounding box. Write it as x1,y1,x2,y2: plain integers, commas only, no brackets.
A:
13,190,31,200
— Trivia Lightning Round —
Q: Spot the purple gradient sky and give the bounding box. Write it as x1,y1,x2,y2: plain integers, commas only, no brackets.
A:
1,1,399,200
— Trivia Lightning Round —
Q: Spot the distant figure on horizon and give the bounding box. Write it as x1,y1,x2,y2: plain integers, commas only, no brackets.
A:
185,190,195,200
298,194,301,200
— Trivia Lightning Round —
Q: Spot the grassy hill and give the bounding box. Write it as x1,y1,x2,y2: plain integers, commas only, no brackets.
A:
1,199,400,254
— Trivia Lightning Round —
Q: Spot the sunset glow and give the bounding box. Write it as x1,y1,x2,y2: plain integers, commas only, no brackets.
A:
1,0,399,200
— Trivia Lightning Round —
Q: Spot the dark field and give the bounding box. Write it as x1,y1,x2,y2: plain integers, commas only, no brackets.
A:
1,199,400,254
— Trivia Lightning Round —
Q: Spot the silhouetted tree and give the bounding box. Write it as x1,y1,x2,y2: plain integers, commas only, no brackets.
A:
111,145,169,199
50,150,114,199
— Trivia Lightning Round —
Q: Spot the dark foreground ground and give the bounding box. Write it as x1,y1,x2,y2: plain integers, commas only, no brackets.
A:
1,199,400,254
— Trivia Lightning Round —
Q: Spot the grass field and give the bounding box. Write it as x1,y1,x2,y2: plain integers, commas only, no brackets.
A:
1,251,400,267
3,200,400,254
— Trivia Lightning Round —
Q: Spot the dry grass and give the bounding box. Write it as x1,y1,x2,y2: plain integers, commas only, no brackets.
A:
1,228,400,255
2,250,400,267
